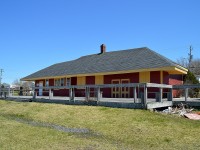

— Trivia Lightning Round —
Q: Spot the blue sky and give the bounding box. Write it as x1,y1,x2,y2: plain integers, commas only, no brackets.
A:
0,0,200,84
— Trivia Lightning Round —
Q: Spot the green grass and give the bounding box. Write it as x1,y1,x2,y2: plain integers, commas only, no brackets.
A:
0,100,200,150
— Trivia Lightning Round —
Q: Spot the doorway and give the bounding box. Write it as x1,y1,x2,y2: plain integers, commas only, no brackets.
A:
111,79,130,98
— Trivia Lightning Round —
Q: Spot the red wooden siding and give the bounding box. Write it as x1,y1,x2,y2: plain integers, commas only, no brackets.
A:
71,77,77,85
34,72,184,98
49,79,54,86
163,71,169,84
86,76,95,85
169,75,183,97
86,76,95,97
150,71,160,84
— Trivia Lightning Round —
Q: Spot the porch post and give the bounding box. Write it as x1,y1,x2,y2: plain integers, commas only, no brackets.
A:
168,88,173,101
97,87,101,101
133,87,137,103
69,88,74,101
33,90,37,99
185,88,188,101
8,87,11,97
69,88,72,100
85,87,87,100
143,85,147,107
85,87,90,100
159,88,163,102
49,89,52,99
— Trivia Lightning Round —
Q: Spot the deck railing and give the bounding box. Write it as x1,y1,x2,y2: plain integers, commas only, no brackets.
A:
2,83,200,104
30,83,173,107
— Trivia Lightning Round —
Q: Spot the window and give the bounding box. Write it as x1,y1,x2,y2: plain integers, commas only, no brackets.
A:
61,78,65,86
66,78,71,86
45,79,49,87
55,79,61,86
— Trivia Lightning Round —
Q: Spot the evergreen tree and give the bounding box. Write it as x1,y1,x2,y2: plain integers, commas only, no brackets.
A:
184,70,199,84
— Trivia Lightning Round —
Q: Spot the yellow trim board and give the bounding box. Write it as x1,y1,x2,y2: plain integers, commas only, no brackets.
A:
21,66,187,81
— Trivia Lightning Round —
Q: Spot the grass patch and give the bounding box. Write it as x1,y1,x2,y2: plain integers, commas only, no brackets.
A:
0,100,200,149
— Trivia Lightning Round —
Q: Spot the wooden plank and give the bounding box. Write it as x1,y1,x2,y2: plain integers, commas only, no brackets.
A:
184,113,200,120
146,83,172,88
173,84,200,89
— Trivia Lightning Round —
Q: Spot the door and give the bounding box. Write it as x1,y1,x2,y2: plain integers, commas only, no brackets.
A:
39,81,43,96
111,79,130,98
121,79,130,98
112,79,120,98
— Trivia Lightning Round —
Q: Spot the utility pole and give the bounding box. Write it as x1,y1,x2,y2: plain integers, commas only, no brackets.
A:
188,45,193,70
0,69,4,86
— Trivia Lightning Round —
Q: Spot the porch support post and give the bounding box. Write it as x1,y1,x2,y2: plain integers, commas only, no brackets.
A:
69,88,74,101
185,88,188,102
49,89,52,99
69,88,72,100
168,88,173,101
159,88,163,102
143,85,147,107
133,87,137,103
33,90,37,99
97,87,101,101
4,89,6,98
8,87,11,97
85,87,90,100
85,87,87,100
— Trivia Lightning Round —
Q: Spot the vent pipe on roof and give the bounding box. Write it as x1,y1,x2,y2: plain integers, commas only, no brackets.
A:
100,44,106,54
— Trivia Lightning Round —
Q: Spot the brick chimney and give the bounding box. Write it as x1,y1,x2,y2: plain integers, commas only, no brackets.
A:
100,44,106,54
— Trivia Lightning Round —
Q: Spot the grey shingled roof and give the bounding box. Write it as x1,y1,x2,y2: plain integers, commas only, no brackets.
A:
22,47,183,80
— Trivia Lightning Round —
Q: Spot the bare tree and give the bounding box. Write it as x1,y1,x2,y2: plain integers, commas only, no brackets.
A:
176,57,188,68
22,81,33,90
190,58,200,75
12,79,22,86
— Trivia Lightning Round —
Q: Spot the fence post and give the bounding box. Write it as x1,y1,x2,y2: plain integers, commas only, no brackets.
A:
159,88,163,102
49,89,52,99
168,88,173,101
133,87,137,103
7,87,10,97
143,85,147,107
97,87,101,101
33,91,37,99
185,88,188,101
4,88,7,98
69,88,74,101
69,88,72,100
85,87,90,101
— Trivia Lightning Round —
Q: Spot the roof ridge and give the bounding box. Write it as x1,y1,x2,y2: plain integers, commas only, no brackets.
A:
77,47,149,58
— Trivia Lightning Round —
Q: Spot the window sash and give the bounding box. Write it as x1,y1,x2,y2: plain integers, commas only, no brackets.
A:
55,79,61,86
